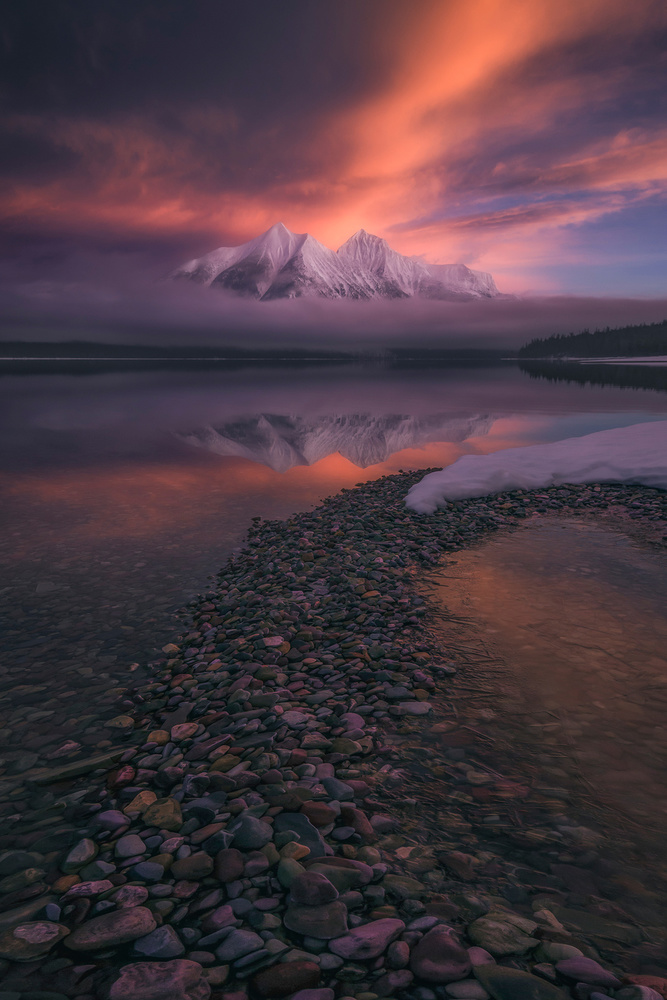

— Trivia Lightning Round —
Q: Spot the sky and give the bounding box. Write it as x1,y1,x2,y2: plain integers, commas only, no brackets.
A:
1,0,666,341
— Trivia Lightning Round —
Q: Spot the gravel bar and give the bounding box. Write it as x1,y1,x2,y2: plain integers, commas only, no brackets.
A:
0,472,666,1000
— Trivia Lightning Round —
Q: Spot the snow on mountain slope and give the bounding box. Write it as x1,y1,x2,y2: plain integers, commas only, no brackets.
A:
172,224,501,301
178,413,494,473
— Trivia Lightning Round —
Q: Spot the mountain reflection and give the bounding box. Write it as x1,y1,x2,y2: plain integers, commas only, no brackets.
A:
179,413,494,472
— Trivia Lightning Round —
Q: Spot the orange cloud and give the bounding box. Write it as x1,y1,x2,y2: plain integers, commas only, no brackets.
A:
1,0,666,292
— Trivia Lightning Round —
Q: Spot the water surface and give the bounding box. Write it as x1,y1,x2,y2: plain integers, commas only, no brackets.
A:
1,360,666,786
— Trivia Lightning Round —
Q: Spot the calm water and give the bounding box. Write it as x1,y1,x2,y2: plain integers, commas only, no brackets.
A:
0,360,666,773
432,519,667,872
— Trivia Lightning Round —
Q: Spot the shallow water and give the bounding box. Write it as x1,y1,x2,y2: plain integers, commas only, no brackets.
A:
1,360,667,810
432,516,667,870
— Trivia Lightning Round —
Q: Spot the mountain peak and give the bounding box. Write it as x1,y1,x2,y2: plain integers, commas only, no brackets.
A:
172,224,502,301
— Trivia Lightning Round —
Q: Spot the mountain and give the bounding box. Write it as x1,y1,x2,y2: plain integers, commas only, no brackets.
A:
172,223,501,301
178,412,494,473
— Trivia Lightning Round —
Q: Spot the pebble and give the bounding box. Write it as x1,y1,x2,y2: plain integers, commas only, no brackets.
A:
105,959,211,1000
65,906,157,951
329,917,405,959
409,926,472,983
0,477,663,1000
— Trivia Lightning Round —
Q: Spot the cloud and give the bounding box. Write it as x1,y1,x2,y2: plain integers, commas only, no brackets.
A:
2,250,666,350
0,0,666,295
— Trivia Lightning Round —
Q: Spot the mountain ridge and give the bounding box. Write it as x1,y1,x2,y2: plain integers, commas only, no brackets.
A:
178,412,494,472
172,223,501,301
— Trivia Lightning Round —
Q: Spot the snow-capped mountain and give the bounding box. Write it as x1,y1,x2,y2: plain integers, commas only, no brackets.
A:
172,223,500,301
178,413,494,473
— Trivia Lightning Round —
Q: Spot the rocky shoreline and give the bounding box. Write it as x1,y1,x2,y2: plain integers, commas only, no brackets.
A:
0,473,666,1000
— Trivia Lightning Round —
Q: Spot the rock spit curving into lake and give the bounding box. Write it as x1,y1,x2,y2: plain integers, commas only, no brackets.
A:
0,473,666,1000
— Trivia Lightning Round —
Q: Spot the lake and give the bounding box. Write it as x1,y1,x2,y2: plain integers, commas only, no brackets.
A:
1,359,666,800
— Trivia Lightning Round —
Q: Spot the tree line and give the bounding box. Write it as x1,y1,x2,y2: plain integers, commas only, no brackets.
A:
518,320,667,358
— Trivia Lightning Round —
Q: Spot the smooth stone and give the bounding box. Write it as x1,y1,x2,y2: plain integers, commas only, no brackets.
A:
282,711,310,728
170,854,214,880
94,810,129,831
115,834,147,859
397,701,432,715
555,959,621,989
0,921,70,962
474,963,570,1000
65,906,157,951
284,901,348,940
228,814,273,850
306,860,373,891
536,943,584,963
111,885,150,908
329,917,405,960
201,904,235,933
214,849,245,882
375,970,415,997
446,983,490,1000
320,777,355,801
468,947,495,966
410,927,472,984
616,989,664,1000
105,959,211,1000
291,991,334,1000
143,798,183,832
250,960,320,998
387,939,411,968
172,723,198,741
290,871,339,905
383,873,426,900
215,929,264,962
61,839,98,873
274,813,327,858
300,802,338,828
134,925,185,959
131,862,165,883
467,912,539,956
0,851,43,876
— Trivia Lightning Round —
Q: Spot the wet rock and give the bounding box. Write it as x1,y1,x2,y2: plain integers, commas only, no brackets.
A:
214,849,245,882
115,834,146,858
143,798,183,832
409,926,472,983
555,958,622,989
216,929,265,962
467,912,539,955
329,917,405,959
65,905,157,951
375,970,415,996
61,839,98,873
290,991,334,1000
300,802,337,828
284,900,349,939
250,960,320,998
474,964,570,1000
0,920,70,961
171,854,214,880
446,982,490,1000
290,871,339,905
274,813,327,857
228,815,273,850
104,959,211,1000
387,939,411,968
134,925,185,959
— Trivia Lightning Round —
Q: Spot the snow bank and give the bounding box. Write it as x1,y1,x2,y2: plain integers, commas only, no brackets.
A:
406,420,667,513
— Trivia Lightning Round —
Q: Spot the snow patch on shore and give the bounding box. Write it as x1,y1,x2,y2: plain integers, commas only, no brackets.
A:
406,421,667,512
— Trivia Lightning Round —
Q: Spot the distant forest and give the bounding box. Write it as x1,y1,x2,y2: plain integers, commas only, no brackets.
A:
519,320,667,358
519,359,667,394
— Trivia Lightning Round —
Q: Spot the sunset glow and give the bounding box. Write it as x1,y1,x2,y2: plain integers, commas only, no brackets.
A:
2,0,666,299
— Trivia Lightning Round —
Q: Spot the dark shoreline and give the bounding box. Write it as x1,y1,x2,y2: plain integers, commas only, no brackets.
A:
1,475,666,999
